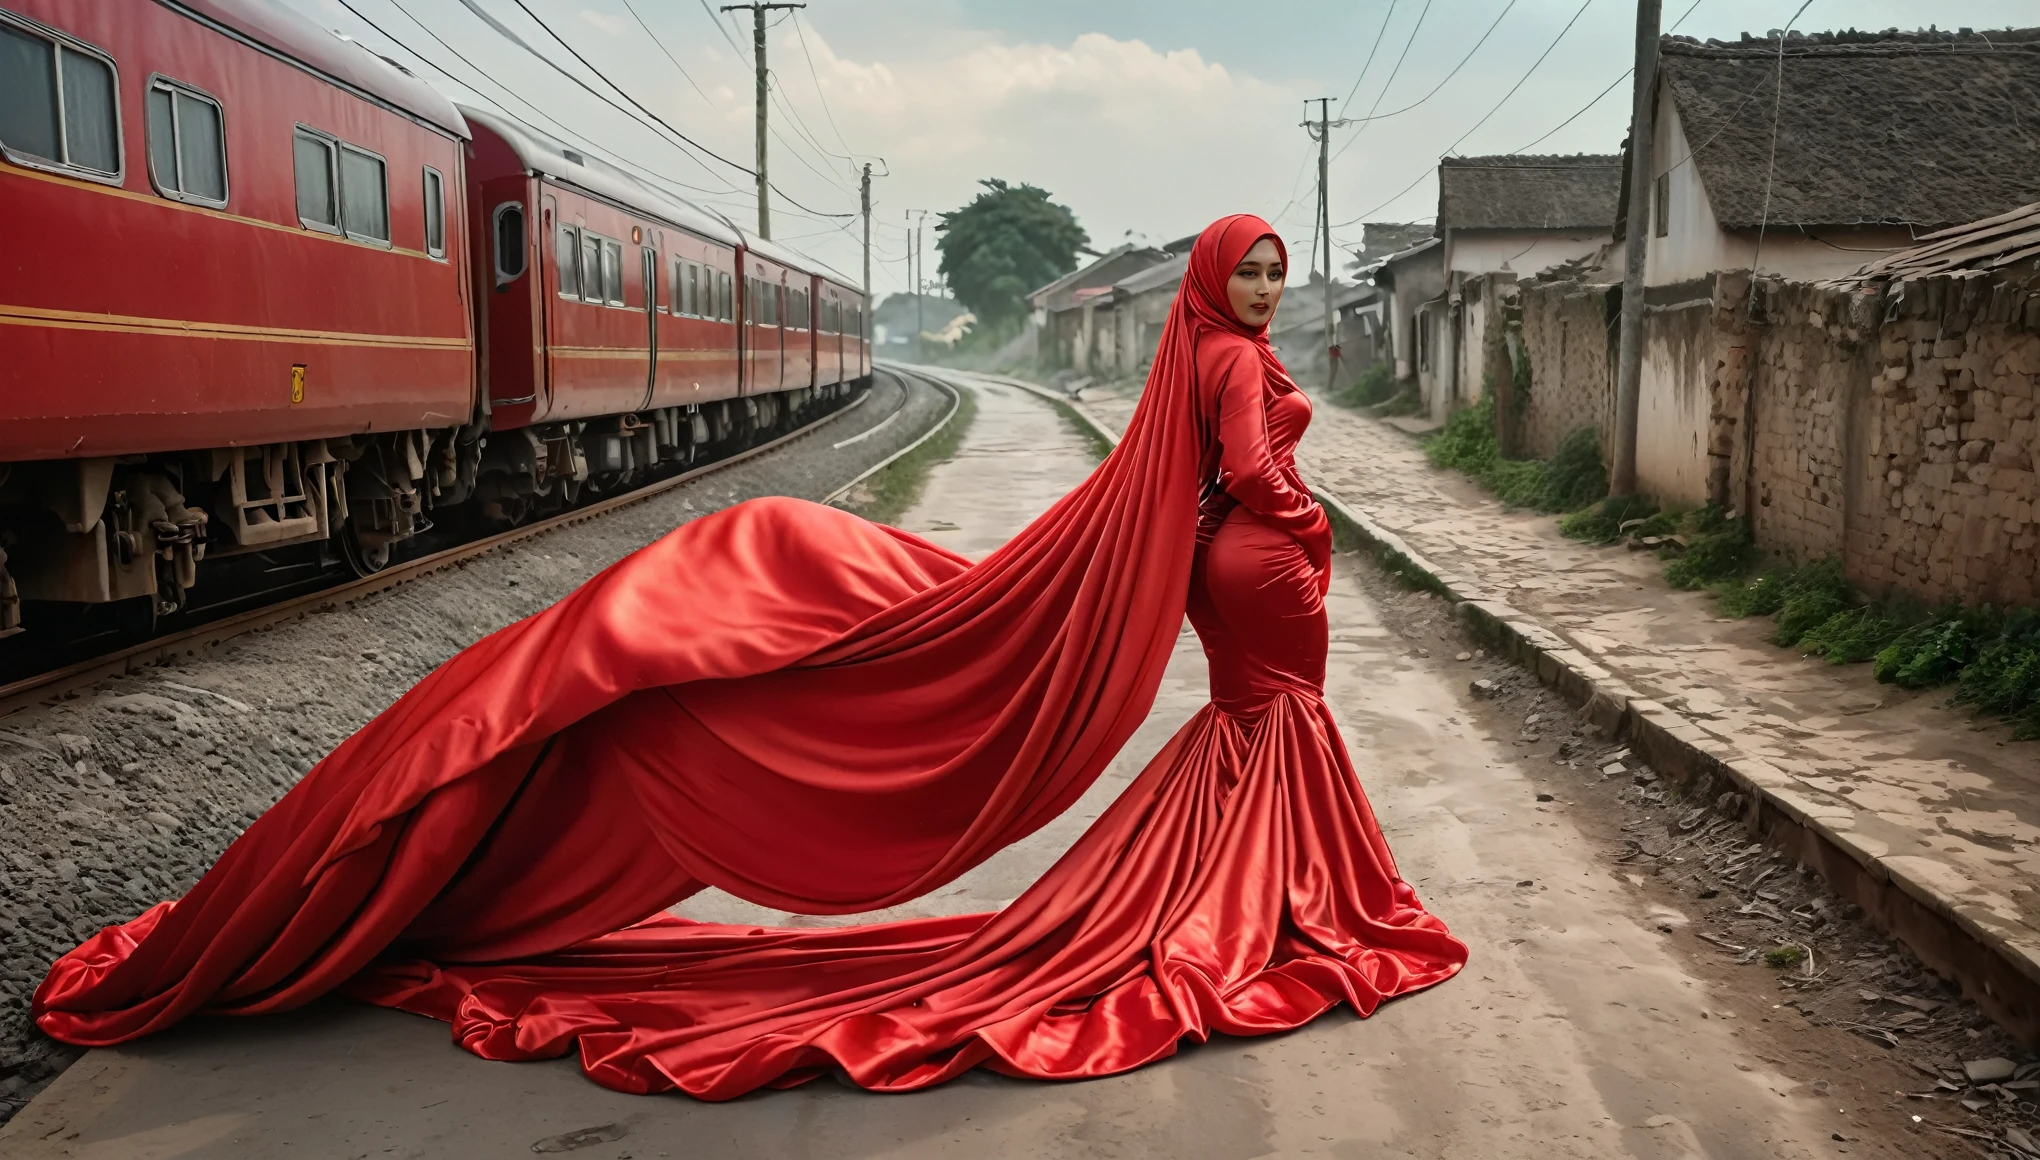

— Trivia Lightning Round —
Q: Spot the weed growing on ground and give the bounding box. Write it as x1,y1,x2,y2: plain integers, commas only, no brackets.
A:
1376,390,1424,417
1663,507,1755,589
1797,604,1918,665
1330,362,1398,409
1763,944,1807,969
1559,494,1659,543
1422,394,1609,514
842,384,979,525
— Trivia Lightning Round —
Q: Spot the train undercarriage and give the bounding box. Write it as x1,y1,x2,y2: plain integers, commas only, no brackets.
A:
0,380,859,645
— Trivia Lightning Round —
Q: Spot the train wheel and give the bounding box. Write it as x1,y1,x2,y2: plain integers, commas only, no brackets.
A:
339,521,392,578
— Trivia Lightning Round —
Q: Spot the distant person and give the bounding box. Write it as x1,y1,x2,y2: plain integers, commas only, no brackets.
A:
36,216,1465,1099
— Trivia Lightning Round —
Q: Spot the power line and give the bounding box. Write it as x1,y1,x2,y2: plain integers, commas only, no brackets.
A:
1330,0,1516,165
1336,0,1399,119
1509,0,1705,154
1334,0,1596,226
345,0,745,197
790,12,859,159
496,0,855,218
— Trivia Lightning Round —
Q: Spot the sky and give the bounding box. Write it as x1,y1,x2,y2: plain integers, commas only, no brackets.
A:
309,0,2036,297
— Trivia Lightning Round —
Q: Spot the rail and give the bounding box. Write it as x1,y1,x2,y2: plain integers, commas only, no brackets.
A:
0,377,912,719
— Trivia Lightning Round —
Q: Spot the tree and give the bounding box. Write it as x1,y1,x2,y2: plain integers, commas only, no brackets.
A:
934,179,1089,331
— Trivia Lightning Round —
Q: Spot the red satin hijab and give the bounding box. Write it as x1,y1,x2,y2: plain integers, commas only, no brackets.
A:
34,214,1465,1097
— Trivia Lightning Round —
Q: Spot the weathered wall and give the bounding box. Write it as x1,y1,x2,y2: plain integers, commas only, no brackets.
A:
1636,298,1718,507
1513,264,2040,607
1515,280,1616,460
1747,275,2040,605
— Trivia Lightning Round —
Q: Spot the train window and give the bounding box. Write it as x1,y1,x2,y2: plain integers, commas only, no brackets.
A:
680,261,696,317
493,203,525,285
721,272,734,322
292,128,340,233
423,168,445,258
602,239,624,305
556,225,581,297
145,79,226,206
338,145,389,245
0,16,121,181
579,232,601,303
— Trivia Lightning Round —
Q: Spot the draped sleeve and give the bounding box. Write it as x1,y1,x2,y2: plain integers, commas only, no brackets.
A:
1203,340,1332,573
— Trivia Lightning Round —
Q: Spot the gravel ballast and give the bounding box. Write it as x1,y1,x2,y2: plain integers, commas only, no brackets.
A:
0,372,947,1120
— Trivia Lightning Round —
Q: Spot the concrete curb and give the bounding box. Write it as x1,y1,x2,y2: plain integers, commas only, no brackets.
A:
1312,488,2040,1046
929,365,2040,1042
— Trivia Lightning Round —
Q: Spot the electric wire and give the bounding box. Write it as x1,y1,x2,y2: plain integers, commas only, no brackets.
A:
1336,0,1399,118
496,0,856,217
1509,0,1704,155
1334,0,1597,227
1330,0,1515,165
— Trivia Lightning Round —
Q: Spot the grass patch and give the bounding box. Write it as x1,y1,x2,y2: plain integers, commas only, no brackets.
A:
841,384,979,525
1763,945,1807,969
1330,362,1399,409
1663,507,1755,590
1375,389,1424,417
1559,494,1660,543
1421,393,1608,514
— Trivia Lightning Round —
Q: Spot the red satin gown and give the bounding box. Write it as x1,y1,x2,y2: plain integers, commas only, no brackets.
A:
34,215,1465,1100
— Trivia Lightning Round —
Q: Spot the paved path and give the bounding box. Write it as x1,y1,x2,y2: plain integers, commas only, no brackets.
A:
6,372,1919,1159
1075,374,2040,998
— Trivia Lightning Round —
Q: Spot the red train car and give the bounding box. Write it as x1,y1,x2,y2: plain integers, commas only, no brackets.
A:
458,106,857,523
0,0,474,626
0,2,871,640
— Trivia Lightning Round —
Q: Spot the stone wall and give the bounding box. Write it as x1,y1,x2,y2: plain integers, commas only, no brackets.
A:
1510,264,2040,607
1744,274,2040,606
1514,279,1616,460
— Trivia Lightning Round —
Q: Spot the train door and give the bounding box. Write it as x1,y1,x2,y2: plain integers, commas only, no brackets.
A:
640,243,658,411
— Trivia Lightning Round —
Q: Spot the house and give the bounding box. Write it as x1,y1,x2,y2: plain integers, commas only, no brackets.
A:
1622,26,2040,504
1432,154,1622,419
1029,243,1171,371
1105,251,1189,375
1640,28,2040,289
1268,274,1382,389
1372,236,1445,394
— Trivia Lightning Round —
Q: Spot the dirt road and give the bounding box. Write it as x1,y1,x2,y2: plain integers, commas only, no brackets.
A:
3,374,1936,1158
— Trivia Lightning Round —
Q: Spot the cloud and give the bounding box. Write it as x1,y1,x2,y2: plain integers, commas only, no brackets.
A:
767,26,1312,274
579,8,627,37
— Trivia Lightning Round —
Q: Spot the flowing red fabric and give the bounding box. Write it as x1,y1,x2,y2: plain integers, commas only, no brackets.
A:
35,214,1466,1097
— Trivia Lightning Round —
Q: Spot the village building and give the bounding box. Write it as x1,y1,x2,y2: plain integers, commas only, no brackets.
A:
1427,154,1622,420
1640,30,2040,289
1620,27,2040,504
1029,243,1171,372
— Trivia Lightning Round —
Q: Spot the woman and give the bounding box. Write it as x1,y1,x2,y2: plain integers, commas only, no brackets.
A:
35,215,1465,1099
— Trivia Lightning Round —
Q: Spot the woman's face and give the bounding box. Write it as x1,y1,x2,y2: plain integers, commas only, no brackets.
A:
1226,237,1285,327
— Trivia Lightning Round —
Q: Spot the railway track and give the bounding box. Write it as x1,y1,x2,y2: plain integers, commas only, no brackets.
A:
0,368,951,720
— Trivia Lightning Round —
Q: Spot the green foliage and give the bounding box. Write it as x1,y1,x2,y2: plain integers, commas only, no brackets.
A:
842,384,979,526
1542,426,1610,512
1331,362,1398,408
1422,395,1607,514
1663,509,1755,589
1422,393,1501,475
1716,568,1791,618
1771,557,1852,648
1873,605,2002,689
1798,604,1917,665
1953,609,2040,722
1559,494,1659,543
1763,945,1806,969
934,179,1089,329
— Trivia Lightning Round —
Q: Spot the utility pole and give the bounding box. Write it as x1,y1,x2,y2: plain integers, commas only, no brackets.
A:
1302,98,1352,391
719,1,805,239
1611,0,1662,497
905,209,927,362
859,163,872,343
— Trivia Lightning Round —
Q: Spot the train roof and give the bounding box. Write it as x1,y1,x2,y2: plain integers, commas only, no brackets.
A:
458,104,741,247
178,0,468,138
733,230,859,291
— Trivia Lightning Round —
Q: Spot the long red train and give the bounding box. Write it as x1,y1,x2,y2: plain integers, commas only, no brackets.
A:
0,0,869,638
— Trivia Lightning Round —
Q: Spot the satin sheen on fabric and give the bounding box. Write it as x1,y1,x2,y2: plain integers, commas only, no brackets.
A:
35,215,1466,1099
